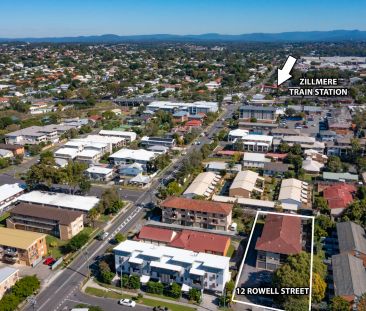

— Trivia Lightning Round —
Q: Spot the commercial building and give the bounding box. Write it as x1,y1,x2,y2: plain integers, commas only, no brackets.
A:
0,227,47,266
114,240,230,293
147,101,218,114
136,226,231,256
160,197,233,231
17,191,99,213
0,183,26,214
109,148,157,169
255,215,302,271
229,170,264,198
183,172,220,198
7,203,84,240
0,267,19,299
239,106,277,123
336,221,366,266
278,178,309,209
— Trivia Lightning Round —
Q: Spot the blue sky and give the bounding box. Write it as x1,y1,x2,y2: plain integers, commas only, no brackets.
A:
0,0,365,37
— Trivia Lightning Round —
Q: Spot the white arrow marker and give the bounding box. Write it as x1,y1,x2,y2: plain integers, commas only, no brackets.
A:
277,56,297,86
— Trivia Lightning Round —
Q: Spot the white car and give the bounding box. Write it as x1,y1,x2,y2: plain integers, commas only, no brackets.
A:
119,299,136,307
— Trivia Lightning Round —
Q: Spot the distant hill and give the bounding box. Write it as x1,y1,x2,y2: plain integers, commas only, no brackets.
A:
1,30,366,43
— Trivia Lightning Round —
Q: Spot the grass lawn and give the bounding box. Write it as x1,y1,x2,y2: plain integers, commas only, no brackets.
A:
0,212,10,227
85,287,197,311
46,235,67,259
97,214,111,223
226,244,235,258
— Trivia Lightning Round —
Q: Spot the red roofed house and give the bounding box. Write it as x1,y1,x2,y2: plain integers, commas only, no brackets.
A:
160,197,233,231
255,214,302,271
136,226,231,256
136,226,177,245
185,120,202,128
89,115,103,122
323,184,356,218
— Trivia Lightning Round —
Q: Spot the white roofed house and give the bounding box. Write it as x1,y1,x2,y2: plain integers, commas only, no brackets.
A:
228,129,249,142
85,166,114,181
0,149,13,158
109,148,157,171
0,183,26,214
0,267,19,299
76,149,103,165
302,157,324,174
243,152,271,168
183,172,221,198
229,170,264,199
98,130,137,142
278,178,310,210
113,240,230,294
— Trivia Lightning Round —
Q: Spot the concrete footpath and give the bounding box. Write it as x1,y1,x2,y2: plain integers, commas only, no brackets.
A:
82,278,219,311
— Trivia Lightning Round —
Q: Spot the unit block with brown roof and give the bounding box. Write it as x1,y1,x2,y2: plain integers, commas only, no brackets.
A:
136,226,231,256
0,227,47,266
255,214,302,271
7,203,84,240
160,197,233,231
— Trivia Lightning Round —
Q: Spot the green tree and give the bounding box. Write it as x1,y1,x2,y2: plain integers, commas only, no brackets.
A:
358,293,366,311
128,275,141,290
114,233,126,244
168,283,182,299
314,197,330,215
290,143,302,155
330,296,350,311
283,297,309,311
278,142,290,153
79,178,91,194
65,232,89,252
188,288,201,303
326,156,343,172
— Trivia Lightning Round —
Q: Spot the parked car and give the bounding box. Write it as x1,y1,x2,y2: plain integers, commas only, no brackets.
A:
97,231,109,241
43,257,55,266
119,299,136,307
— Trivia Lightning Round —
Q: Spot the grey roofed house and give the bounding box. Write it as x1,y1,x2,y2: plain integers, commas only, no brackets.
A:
336,221,366,255
332,253,366,297
263,162,290,174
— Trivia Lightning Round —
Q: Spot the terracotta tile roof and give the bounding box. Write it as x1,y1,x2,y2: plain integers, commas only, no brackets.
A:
170,230,230,254
323,183,356,210
137,226,176,243
255,214,302,255
160,197,233,215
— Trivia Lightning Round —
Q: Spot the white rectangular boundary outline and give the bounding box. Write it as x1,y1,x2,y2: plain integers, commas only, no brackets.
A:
231,210,315,311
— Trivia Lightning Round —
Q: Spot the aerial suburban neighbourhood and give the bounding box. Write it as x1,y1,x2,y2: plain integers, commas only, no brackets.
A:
0,2,366,311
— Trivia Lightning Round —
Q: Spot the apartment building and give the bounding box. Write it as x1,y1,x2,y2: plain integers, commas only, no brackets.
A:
183,172,220,198
229,170,264,198
239,105,277,123
160,197,233,231
255,215,302,271
140,136,176,148
7,203,84,240
0,267,19,299
278,178,310,209
273,136,325,153
136,226,231,256
240,134,273,152
0,227,47,266
17,191,100,214
114,240,230,293
5,126,58,145
98,130,137,142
